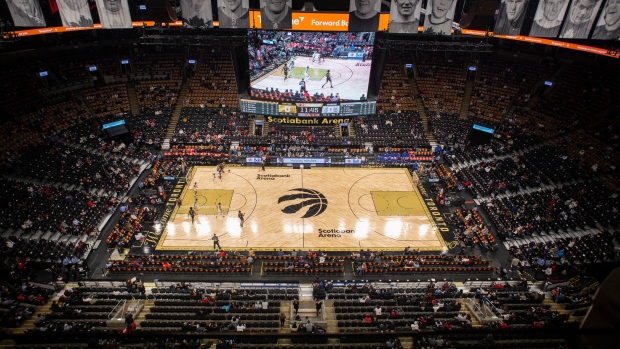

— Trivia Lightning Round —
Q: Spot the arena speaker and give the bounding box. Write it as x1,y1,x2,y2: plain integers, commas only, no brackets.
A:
459,0,499,31
145,0,177,23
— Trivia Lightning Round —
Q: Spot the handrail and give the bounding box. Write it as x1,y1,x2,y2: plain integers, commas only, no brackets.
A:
466,297,501,323
107,299,126,320
481,298,502,318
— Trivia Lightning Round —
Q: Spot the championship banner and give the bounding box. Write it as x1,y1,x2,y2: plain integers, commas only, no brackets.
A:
180,0,214,28
423,0,457,35
217,0,249,28
6,0,47,27
388,0,422,33
95,0,132,28
58,0,94,27
276,158,332,164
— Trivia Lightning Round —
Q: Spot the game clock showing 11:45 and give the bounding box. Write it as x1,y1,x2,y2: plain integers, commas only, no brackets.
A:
298,106,321,116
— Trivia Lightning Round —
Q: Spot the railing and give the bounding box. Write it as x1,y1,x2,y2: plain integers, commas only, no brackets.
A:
108,299,127,320
127,299,145,318
465,298,501,324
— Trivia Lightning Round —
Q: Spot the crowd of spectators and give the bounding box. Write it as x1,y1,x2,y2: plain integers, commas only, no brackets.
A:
0,282,53,328
417,52,466,116
352,110,427,147
508,231,617,280
83,84,131,118
468,57,549,122
186,49,239,108
135,80,182,112
249,31,373,78
482,181,619,240
376,59,415,111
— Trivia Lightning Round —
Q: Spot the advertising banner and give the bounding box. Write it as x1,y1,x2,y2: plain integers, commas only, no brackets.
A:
276,158,332,164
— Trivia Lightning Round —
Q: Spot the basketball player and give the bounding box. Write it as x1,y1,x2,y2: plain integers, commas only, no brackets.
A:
238,211,245,227
283,64,289,81
217,202,223,217
322,70,333,88
213,169,222,181
288,59,295,78
193,182,198,194
299,79,307,93
304,66,310,82
188,207,196,224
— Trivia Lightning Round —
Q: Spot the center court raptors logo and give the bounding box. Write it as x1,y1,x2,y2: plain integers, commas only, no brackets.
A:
278,188,328,218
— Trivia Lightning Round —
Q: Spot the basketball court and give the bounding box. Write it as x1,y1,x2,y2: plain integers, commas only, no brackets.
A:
251,56,372,100
156,167,445,251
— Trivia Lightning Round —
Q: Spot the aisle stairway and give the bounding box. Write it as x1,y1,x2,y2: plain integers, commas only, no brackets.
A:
162,49,206,150
162,83,189,150
460,81,474,119
132,299,154,329
127,82,140,115
408,79,436,145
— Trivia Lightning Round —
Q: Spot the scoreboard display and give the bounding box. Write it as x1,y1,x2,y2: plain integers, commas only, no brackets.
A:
240,99,376,117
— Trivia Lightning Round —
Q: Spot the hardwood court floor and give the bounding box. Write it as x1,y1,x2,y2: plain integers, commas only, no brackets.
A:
156,167,445,251
252,57,371,100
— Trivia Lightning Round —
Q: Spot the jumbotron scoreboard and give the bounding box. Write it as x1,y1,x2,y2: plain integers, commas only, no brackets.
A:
240,99,376,117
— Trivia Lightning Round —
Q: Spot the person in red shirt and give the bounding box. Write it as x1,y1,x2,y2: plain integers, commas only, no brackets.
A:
499,321,508,329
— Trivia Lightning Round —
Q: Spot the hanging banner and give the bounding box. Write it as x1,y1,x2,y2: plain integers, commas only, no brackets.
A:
58,0,94,27
560,0,603,39
6,0,47,27
591,0,620,40
259,0,293,29
529,0,570,38
348,0,381,31
95,0,132,28
423,0,458,35
494,0,531,35
180,0,214,28
217,0,250,28
388,0,422,33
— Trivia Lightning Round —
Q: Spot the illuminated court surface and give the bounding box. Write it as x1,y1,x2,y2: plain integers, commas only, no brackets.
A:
157,167,444,251
252,57,372,100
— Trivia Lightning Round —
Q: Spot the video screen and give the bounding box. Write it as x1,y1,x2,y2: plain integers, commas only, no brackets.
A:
248,30,375,102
